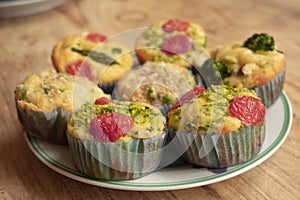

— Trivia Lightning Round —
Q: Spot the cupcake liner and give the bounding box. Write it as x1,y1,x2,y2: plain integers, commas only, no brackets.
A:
66,132,167,180
158,127,190,168
155,104,173,118
189,59,224,88
98,81,117,94
170,124,265,168
16,100,71,145
253,66,286,108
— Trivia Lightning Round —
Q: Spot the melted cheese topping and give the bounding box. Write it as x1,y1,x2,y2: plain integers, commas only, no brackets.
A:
15,68,110,112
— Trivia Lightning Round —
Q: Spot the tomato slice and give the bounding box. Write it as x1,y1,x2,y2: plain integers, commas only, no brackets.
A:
90,112,134,142
94,97,111,105
86,33,107,42
172,87,205,110
66,60,82,75
229,96,266,126
65,60,95,81
162,34,193,55
162,19,190,32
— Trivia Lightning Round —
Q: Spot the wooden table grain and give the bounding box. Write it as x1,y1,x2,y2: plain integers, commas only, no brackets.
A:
0,0,299,199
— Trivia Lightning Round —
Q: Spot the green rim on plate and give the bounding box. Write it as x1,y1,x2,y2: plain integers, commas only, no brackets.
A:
26,92,292,189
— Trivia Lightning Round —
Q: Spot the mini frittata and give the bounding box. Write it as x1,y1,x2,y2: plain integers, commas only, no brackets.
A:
66,101,167,180
168,85,266,168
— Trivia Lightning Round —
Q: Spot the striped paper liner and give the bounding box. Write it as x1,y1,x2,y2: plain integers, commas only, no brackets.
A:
67,132,167,180
16,100,71,145
171,124,265,168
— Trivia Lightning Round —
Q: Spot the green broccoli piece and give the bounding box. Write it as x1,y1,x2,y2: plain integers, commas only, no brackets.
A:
162,95,173,104
243,33,275,51
197,59,231,87
147,87,158,100
214,60,231,79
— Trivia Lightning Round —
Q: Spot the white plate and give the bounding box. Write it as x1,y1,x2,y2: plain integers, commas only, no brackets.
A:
25,92,293,191
0,0,64,18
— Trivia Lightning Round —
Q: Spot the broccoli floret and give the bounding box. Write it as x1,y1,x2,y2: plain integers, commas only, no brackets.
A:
214,60,231,79
196,59,231,87
162,95,173,104
243,33,275,51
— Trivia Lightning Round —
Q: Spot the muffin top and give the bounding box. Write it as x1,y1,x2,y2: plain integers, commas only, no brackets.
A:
15,68,110,112
52,32,134,83
114,61,196,105
135,19,207,67
168,85,266,134
209,33,285,88
68,101,166,142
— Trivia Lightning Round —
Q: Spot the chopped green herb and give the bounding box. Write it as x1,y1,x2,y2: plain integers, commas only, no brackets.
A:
43,88,51,94
147,87,158,100
162,95,172,104
214,60,231,79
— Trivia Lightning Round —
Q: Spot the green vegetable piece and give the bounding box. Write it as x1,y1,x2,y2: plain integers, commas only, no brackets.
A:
214,60,231,79
198,59,231,87
112,48,122,55
162,95,172,104
243,33,275,51
71,48,119,65
147,87,158,100
43,88,51,94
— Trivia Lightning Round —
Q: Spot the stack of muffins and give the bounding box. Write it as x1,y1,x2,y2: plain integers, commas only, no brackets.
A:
15,19,286,180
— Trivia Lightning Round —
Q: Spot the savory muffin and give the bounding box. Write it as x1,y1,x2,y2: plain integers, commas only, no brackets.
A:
52,32,134,92
67,101,167,180
135,19,207,67
168,85,266,168
15,68,110,144
113,61,196,115
208,33,285,107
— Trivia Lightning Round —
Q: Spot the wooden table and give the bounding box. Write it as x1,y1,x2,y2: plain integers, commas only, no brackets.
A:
1,0,299,199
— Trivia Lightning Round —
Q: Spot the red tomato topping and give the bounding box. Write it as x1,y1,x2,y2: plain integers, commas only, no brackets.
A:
90,113,134,142
66,60,82,75
162,19,190,33
172,87,205,110
86,33,107,42
229,96,266,126
94,97,111,105
65,60,95,81
162,34,193,55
